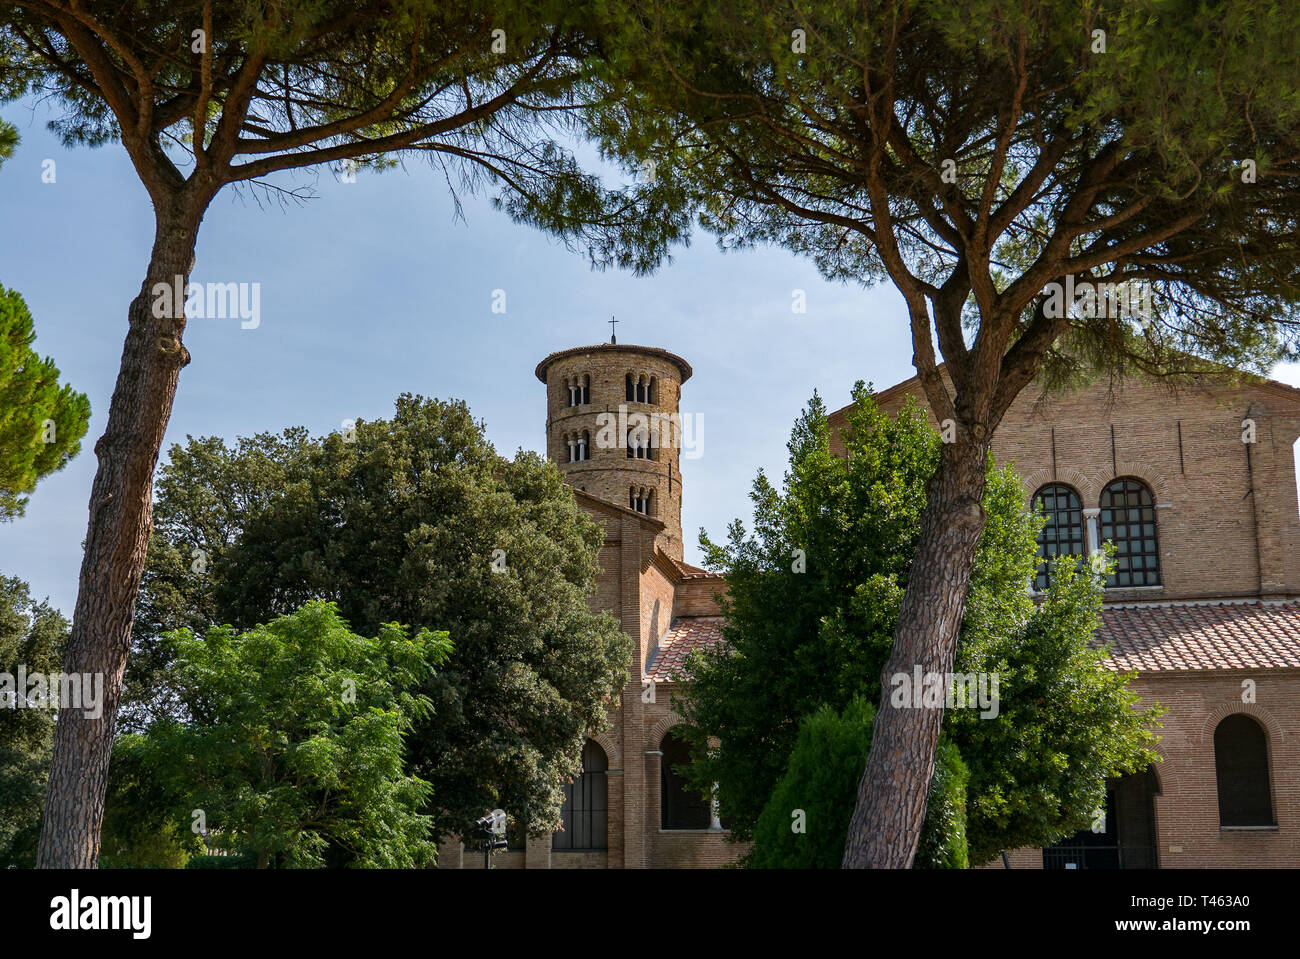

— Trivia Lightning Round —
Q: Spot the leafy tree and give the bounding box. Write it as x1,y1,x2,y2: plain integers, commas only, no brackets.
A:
1,0,683,866
680,386,1160,861
0,45,18,165
593,0,1300,866
0,575,68,866
122,428,311,732
99,734,202,869
951,548,1164,864
750,698,880,869
751,698,969,869
130,395,630,841
115,601,451,868
0,284,90,520
914,740,970,870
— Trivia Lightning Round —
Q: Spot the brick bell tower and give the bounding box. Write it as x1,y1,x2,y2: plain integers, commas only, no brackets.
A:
536,335,693,561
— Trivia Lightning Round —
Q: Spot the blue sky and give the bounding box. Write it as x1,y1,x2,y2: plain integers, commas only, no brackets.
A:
5,97,1300,617
0,97,922,614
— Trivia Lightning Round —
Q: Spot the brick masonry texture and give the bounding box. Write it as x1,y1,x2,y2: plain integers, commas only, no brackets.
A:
440,350,1300,869
831,368,1300,869
537,343,691,561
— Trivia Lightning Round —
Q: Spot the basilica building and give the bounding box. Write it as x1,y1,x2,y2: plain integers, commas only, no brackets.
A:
436,339,1300,869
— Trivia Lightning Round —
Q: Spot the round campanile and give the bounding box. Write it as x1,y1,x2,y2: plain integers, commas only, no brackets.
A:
536,342,693,561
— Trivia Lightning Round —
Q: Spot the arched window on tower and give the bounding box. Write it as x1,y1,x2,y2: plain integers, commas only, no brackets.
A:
1032,483,1085,590
1099,478,1161,587
553,739,608,850
627,426,652,459
566,374,589,407
625,373,635,403
1214,715,1275,827
648,375,658,405
576,430,589,461
636,374,647,403
661,729,711,830
630,487,652,515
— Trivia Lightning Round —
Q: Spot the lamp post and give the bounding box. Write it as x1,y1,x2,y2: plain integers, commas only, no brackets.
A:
474,809,508,869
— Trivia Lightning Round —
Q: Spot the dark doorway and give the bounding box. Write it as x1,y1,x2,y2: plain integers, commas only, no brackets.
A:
1042,766,1160,869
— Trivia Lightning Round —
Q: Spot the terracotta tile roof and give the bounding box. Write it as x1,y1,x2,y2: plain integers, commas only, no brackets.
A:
673,557,723,580
644,617,727,683
534,343,693,383
641,602,1300,684
1096,601,1300,672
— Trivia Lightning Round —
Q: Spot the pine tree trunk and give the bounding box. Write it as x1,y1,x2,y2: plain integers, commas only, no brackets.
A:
841,432,991,868
36,200,200,868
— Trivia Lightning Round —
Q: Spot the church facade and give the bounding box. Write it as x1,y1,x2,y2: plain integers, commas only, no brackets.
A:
437,340,1300,869
841,367,1300,869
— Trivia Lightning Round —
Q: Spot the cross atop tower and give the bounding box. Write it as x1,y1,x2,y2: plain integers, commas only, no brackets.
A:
609,316,618,344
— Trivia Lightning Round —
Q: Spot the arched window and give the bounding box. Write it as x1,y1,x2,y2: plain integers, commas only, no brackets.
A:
630,487,652,515
661,729,710,830
1215,715,1274,827
553,740,608,850
567,375,587,408
1099,478,1161,587
1032,484,1085,590
627,426,653,459
625,373,634,402
648,376,658,405
577,430,589,461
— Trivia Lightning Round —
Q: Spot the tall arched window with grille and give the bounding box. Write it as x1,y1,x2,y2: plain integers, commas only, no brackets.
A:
661,729,710,829
553,740,608,850
1214,715,1274,827
1031,483,1085,590
1099,478,1161,587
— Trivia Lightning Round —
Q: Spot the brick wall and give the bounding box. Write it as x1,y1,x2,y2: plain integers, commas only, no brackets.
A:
640,560,677,669
672,577,727,617
832,372,1300,602
982,669,1300,869
836,369,1300,870
540,344,691,560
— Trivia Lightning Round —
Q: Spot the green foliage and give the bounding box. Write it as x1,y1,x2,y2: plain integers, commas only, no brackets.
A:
99,734,202,869
749,698,875,869
112,602,450,868
591,0,1300,380
0,120,15,166
914,740,970,870
0,284,90,520
184,853,255,870
950,548,1164,865
749,698,966,869
679,387,1162,861
130,395,631,841
1,1,686,271
122,428,312,731
0,575,68,867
